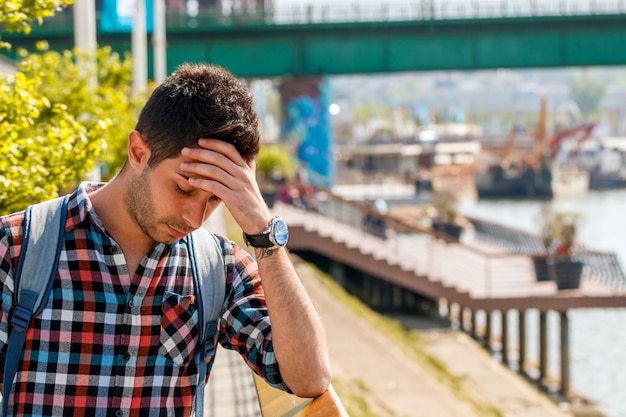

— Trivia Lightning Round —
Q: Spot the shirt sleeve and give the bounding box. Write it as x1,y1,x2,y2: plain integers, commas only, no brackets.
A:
0,213,25,374
216,237,290,392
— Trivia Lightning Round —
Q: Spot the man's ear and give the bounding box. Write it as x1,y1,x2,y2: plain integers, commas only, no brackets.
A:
128,130,151,169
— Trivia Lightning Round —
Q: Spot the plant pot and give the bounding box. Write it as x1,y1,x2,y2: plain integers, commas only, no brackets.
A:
548,257,583,290
444,223,463,241
432,220,463,242
532,256,551,282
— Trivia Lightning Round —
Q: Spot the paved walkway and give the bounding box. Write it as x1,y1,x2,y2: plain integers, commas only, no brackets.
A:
203,206,261,417
205,346,261,417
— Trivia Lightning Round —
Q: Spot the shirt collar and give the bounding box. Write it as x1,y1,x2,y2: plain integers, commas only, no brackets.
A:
65,182,107,232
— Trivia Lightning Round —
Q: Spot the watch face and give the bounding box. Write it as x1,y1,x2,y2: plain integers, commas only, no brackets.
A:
271,218,289,246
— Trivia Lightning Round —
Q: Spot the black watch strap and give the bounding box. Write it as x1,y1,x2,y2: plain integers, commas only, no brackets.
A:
243,232,274,248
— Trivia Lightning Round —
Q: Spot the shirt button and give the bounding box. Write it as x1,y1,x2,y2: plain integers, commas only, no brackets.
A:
115,411,124,417
123,353,131,361
109,246,118,255
128,299,134,309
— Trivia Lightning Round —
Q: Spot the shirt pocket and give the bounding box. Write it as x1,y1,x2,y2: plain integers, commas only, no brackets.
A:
159,291,199,366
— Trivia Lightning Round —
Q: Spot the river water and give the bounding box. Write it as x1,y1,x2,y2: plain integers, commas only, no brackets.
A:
459,189,626,417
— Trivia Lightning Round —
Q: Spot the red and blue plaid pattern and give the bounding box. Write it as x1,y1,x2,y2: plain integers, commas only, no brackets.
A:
0,183,287,416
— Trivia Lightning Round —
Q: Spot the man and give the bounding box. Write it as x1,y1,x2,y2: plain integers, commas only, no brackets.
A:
0,63,331,416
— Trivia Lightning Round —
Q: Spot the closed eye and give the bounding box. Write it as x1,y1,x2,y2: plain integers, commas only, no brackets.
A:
175,184,192,195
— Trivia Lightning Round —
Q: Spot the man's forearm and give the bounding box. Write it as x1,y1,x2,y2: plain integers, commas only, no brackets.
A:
255,247,332,398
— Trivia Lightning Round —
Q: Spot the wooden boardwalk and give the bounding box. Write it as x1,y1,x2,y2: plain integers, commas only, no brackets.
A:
276,203,626,312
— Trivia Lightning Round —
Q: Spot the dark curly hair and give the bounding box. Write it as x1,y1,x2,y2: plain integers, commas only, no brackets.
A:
134,63,260,167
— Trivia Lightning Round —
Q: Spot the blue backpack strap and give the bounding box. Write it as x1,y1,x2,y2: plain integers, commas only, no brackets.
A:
186,226,226,417
2,196,68,417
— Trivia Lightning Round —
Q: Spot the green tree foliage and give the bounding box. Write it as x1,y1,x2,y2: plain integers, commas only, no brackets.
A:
1,1,147,215
569,77,607,117
0,43,145,215
0,0,72,48
256,143,296,184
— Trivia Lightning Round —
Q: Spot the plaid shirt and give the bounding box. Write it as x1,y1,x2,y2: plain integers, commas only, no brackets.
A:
0,183,286,417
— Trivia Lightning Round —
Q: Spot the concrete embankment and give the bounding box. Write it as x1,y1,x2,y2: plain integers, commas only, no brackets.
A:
293,256,581,417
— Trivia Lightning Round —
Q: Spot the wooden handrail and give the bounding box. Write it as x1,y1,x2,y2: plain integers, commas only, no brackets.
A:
253,375,349,417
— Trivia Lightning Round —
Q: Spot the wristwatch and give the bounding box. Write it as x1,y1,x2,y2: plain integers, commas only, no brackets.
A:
243,217,289,249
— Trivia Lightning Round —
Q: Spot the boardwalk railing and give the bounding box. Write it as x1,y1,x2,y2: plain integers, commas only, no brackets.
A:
469,216,626,290
278,185,626,307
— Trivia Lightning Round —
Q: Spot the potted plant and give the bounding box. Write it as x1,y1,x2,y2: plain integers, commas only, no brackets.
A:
532,204,555,282
255,143,296,208
431,187,463,241
548,210,584,290
534,205,584,289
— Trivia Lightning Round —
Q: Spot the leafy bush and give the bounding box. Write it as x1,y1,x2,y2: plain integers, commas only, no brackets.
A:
0,0,73,48
0,44,145,215
255,144,296,184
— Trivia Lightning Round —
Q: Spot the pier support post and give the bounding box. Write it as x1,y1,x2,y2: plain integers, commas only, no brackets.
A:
472,309,479,339
370,276,381,309
361,274,372,307
405,292,417,311
379,281,391,311
539,311,548,386
560,310,570,398
502,310,509,366
517,310,526,374
329,260,346,288
459,306,466,331
392,285,403,310
485,310,492,350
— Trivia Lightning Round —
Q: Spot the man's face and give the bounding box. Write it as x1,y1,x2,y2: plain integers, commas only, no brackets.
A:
123,155,220,244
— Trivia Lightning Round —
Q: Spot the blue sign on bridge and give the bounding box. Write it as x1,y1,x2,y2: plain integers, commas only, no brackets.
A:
100,0,154,33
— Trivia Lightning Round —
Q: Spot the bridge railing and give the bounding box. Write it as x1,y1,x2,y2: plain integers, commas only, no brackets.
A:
33,0,626,33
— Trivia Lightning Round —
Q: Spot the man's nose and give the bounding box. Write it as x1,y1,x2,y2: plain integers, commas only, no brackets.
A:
182,199,209,229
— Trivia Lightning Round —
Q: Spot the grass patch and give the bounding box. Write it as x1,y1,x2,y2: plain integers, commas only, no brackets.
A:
308,263,504,417
332,377,398,417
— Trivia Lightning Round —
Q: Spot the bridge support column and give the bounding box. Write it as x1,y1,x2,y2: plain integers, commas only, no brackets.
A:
279,77,334,188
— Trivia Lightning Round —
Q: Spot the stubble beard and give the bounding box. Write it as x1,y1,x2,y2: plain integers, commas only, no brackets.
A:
123,168,194,244
123,168,167,244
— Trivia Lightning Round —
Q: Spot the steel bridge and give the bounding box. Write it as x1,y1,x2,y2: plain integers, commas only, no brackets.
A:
3,0,626,78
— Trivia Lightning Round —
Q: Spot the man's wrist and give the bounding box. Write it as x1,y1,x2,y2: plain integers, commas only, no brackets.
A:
242,217,289,249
